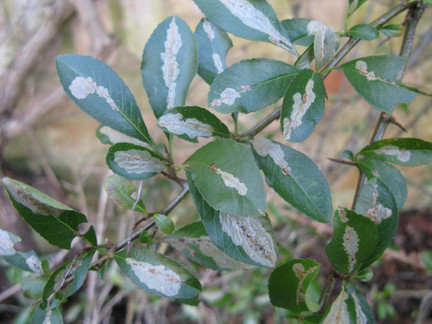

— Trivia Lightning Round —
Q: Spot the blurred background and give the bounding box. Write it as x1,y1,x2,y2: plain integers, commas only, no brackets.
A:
0,0,431,323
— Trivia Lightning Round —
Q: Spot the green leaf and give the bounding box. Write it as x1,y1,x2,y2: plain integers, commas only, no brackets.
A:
1,177,90,250
379,24,403,38
56,54,152,144
280,69,326,142
268,258,320,313
354,178,398,267
357,138,432,167
348,24,379,40
251,138,332,223
425,0,432,7
106,143,167,180
326,208,378,274
348,0,368,16
154,214,175,234
340,56,418,113
0,228,42,273
307,21,340,70
348,286,376,324
195,18,232,84
208,59,299,114
295,44,315,69
31,305,63,324
357,158,407,209
104,175,146,212
281,18,314,47
96,125,153,149
115,247,202,299
157,106,230,143
187,172,278,268
141,16,198,119
192,0,298,55
186,139,266,217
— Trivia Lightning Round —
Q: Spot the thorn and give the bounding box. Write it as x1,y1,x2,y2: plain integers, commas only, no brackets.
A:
328,158,357,166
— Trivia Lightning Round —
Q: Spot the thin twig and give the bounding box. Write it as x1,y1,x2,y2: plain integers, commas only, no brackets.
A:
127,180,144,254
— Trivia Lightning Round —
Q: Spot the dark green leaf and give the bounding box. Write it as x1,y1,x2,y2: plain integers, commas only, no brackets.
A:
186,139,266,217
280,69,326,142
157,106,230,143
348,24,379,40
349,287,376,323
208,59,299,113
195,18,232,84
56,54,152,144
379,24,403,38
307,21,339,70
268,258,320,313
106,143,167,180
141,16,198,119
154,214,175,234
104,175,146,212
348,0,368,16
343,150,354,160
357,138,432,166
281,18,314,47
251,138,332,223
31,305,63,324
192,0,298,55
115,247,202,299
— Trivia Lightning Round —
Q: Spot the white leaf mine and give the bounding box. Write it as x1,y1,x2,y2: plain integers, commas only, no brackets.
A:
375,145,411,162
126,258,181,297
343,225,359,273
283,79,316,140
213,167,247,196
338,206,349,223
157,113,214,138
322,289,350,324
161,17,182,109
99,126,152,149
293,263,318,305
211,85,251,107
26,255,42,273
114,150,166,174
355,60,379,81
0,229,15,256
219,212,276,267
69,76,119,111
43,310,52,324
203,19,215,40
252,138,291,174
366,184,392,224
212,53,224,73
352,292,368,324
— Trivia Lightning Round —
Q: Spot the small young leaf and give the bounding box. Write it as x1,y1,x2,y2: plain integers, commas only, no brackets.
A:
379,24,403,38
154,214,175,234
208,59,299,114
280,69,326,142
306,21,340,70
157,106,230,143
268,258,320,314
56,54,152,144
104,175,146,212
193,0,298,55
139,231,153,244
31,305,63,324
106,143,167,180
357,138,432,167
186,139,266,217
340,56,419,113
195,18,233,84
141,16,198,119
251,138,332,223
348,24,379,40
115,248,202,299
96,125,152,149
348,0,368,16
281,18,314,47
1,177,90,250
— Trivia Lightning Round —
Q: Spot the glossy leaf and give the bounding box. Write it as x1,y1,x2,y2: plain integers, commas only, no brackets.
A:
340,56,418,113
56,54,152,144
106,143,167,180
115,248,202,299
1,177,93,250
306,21,339,70
268,258,320,314
141,16,198,119
104,175,146,212
157,106,230,143
154,214,175,234
195,18,232,84
251,138,332,223
0,228,42,273
193,0,298,55
348,24,379,40
31,305,63,324
96,125,152,149
326,208,378,274
208,59,299,113
357,138,432,167
281,18,314,47
348,0,368,16
379,24,403,38
280,69,326,142
186,139,266,217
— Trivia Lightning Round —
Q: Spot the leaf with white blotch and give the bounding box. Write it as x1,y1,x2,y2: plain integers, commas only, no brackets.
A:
321,285,348,324
281,18,314,47
31,305,63,324
193,0,297,55
348,0,368,16
348,24,379,40
165,221,256,270
1,177,96,250
306,20,340,70
280,69,325,142
0,228,42,273
195,19,232,84
326,208,378,274
187,171,277,268
96,125,153,150
104,175,146,212
357,138,432,167
357,158,407,209
186,139,266,217
354,178,398,268
251,138,332,223
379,24,403,38
141,16,197,119
56,54,152,144
115,248,202,299
157,106,230,143
208,59,299,113
340,56,419,113
268,258,320,314
106,143,167,180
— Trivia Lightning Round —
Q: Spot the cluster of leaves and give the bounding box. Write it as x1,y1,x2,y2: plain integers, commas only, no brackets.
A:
1,0,432,322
